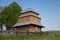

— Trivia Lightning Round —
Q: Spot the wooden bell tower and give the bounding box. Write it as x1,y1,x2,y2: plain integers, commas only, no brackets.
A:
13,8,44,32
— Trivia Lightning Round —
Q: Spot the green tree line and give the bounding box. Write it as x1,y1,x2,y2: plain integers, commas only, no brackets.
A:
0,2,22,30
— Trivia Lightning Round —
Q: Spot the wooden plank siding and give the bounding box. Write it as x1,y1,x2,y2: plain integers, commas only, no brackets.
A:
18,16,41,24
16,25,41,32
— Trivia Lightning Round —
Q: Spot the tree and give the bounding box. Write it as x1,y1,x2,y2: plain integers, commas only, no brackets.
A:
0,6,3,29
0,16,3,29
0,2,22,30
0,6,3,13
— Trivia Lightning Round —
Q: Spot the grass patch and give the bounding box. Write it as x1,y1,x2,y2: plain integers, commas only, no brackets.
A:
0,31,60,40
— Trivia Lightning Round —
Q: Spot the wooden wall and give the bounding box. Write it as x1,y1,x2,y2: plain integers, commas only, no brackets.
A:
16,25,42,32
18,16,41,24
31,16,41,24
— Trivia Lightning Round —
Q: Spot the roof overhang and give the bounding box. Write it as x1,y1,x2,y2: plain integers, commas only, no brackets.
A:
18,15,41,20
21,8,39,15
13,22,44,28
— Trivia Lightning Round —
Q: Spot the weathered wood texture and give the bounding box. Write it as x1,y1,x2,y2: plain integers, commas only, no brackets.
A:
18,16,41,24
16,25,41,32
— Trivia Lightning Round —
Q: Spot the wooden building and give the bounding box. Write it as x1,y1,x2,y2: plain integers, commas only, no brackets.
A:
13,8,44,33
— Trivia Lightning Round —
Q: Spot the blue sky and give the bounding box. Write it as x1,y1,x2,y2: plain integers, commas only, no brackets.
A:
0,0,60,31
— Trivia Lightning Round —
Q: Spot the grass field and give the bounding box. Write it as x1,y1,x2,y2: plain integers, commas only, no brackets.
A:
0,31,60,40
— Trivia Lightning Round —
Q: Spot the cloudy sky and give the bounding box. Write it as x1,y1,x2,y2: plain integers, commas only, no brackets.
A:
0,0,60,31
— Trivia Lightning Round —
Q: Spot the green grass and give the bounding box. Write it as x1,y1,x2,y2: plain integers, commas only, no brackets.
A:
0,34,49,40
0,31,60,40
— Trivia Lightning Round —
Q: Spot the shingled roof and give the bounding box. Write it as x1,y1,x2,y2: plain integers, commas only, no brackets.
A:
13,22,44,28
21,8,39,15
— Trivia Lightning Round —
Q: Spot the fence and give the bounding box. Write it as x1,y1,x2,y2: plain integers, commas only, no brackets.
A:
0,30,44,35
